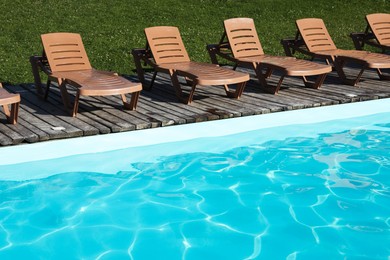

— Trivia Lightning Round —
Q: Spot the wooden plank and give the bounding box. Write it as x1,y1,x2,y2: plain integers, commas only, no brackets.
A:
144,75,220,121
11,85,84,139
4,117,40,143
17,84,103,136
0,65,388,147
0,130,13,146
83,95,154,130
0,122,24,145
39,86,139,133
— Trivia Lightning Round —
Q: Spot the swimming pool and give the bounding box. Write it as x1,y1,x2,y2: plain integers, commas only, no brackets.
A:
0,99,389,259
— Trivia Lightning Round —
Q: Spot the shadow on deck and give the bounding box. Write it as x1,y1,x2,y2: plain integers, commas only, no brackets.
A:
0,67,389,146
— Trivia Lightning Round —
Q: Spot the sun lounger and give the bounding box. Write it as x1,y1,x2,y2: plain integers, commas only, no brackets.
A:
0,83,20,124
351,13,390,53
293,18,390,86
207,18,332,94
31,33,142,117
132,26,250,104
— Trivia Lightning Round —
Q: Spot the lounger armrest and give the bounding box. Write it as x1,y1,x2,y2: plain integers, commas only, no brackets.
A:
30,55,51,75
350,32,390,53
350,32,375,50
131,48,155,66
131,48,157,88
280,38,312,57
206,43,238,65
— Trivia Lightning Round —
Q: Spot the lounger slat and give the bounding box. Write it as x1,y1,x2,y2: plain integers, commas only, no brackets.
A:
150,38,181,45
366,13,390,46
296,19,337,52
42,33,92,72
223,19,264,58
145,26,190,64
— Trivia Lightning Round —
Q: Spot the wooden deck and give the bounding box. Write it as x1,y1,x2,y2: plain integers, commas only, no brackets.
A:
1,66,389,146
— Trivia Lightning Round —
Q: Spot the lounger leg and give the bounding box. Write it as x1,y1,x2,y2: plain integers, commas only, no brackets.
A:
376,68,390,80
71,91,80,117
185,77,194,86
187,82,197,104
2,104,10,116
169,70,187,103
303,74,327,89
253,63,269,88
44,80,51,100
30,55,44,96
264,68,273,78
206,44,219,65
58,79,74,114
273,75,285,94
121,92,140,110
2,102,19,124
9,102,19,124
224,82,247,99
234,82,246,98
334,58,365,86
148,71,158,91
130,91,140,109
224,85,234,98
132,49,147,87
253,63,280,94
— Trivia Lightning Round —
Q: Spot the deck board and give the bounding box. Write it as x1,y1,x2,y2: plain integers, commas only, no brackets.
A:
1,67,389,146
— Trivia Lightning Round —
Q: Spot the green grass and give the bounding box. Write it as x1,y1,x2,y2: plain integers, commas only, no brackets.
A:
1,0,389,84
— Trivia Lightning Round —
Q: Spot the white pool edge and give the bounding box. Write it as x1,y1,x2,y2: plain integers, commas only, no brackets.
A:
1,98,390,165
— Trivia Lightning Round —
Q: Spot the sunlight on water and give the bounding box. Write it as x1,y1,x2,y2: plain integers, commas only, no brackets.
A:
0,113,389,259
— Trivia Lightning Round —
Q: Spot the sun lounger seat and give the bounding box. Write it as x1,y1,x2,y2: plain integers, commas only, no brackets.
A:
132,26,249,104
32,33,142,117
351,13,390,53
295,18,390,86
207,18,332,94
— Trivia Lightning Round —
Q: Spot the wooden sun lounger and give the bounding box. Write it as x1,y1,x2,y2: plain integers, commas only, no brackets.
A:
0,83,20,124
282,18,390,86
207,18,332,94
350,13,390,53
132,26,250,104
30,33,142,117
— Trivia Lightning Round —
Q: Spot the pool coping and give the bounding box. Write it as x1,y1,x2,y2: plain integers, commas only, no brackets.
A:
1,98,390,165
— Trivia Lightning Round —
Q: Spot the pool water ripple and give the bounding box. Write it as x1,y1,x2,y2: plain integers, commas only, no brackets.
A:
0,113,389,259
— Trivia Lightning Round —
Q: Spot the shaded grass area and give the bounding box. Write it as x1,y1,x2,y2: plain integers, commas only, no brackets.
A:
0,0,389,84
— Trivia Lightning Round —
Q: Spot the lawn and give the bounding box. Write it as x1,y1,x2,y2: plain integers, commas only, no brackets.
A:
0,0,389,84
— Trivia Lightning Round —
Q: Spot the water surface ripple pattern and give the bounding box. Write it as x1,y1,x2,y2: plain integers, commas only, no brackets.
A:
0,115,389,259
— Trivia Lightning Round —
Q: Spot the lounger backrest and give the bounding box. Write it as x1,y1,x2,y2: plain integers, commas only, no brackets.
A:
41,33,92,72
144,26,190,64
296,18,337,52
224,18,264,58
366,13,390,46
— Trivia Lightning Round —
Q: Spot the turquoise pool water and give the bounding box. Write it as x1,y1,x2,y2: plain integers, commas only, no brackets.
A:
0,100,389,259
